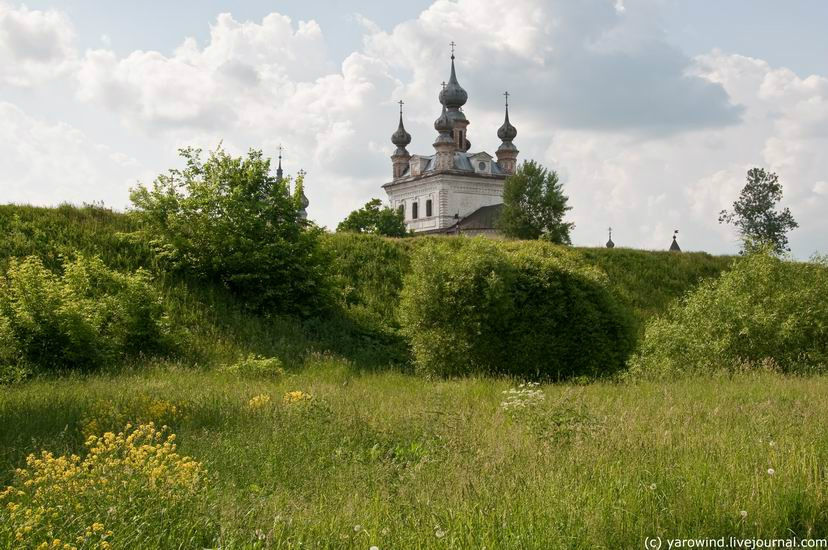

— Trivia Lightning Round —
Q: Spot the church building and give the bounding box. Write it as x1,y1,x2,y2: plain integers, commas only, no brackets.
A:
383,46,518,235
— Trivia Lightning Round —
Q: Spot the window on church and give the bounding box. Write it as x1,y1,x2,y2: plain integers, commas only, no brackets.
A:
412,202,419,219
426,199,432,217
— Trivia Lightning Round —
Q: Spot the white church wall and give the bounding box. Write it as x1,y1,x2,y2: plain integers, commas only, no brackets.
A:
384,172,506,233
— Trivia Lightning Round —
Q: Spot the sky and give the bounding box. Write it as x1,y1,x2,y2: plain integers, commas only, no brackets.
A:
1,0,826,257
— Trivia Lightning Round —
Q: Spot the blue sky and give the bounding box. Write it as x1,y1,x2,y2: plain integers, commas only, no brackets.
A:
1,0,826,256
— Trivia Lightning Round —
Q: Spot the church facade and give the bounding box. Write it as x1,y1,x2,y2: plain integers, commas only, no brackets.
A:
383,47,518,234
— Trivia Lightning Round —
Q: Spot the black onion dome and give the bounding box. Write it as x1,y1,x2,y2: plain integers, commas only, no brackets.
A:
391,114,411,147
434,102,453,134
440,55,468,109
497,105,517,141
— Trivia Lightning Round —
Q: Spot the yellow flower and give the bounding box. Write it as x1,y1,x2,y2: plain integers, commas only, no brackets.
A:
283,390,312,404
247,394,272,410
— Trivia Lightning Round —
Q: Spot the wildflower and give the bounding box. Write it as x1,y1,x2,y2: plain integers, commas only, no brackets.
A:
370,546,379,550
767,468,775,476
435,529,446,538
769,440,776,447
354,524,362,532
740,510,748,519
247,394,272,410
649,483,657,491
283,390,312,404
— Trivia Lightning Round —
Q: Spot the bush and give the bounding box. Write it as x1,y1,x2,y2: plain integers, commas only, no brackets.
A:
0,255,172,379
0,423,214,548
629,252,828,377
219,354,285,378
400,239,635,379
130,147,333,315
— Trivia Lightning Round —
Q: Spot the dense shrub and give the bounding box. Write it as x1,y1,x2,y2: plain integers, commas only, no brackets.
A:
629,252,828,377
130,147,333,315
0,255,172,380
400,239,636,379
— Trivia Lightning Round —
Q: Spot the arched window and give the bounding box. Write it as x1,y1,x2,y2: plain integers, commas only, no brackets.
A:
426,199,432,217
412,202,419,219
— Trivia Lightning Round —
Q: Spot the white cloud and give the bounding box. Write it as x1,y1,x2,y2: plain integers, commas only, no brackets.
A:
0,1,76,86
0,101,147,207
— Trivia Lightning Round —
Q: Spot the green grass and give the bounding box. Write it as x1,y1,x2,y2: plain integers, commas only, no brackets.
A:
3,365,827,548
2,204,776,548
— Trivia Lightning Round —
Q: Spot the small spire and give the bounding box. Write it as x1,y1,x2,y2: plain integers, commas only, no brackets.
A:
670,229,681,252
450,41,456,59
606,227,615,248
295,169,309,220
276,144,284,181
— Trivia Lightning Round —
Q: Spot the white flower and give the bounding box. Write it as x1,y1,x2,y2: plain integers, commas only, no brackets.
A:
769,440,776,447
370,546,379,550
354,525,362,532
767,468,775,476
435,529,446,538
740,510,748,519
649,483,657,490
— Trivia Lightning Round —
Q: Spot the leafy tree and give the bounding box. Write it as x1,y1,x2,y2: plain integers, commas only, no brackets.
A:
337,198,409,237
130,146,332,315
718,168,798,254
498,160,574,243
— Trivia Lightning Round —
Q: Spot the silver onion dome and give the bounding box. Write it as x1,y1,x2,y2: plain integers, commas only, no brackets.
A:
391,113,411,148
439,53,468,109
497,95,517,142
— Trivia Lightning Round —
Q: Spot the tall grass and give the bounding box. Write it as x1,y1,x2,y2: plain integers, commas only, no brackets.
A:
2,365,827,548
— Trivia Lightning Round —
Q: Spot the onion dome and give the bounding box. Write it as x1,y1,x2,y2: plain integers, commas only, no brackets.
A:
497,93,517,142
434,102,453,135
606,227,615,248
439,52,468,109
391,106,411,149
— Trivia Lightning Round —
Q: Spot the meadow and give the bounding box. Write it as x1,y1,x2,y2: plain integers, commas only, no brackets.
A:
4,365,828,548
1,204,826,549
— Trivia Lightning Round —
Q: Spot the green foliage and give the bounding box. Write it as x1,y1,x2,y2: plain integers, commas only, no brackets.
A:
336,198,409,237
0,255,172,380
630,251,828,378
578,247,735,330
719,167,799,254
322,232,410,324
220,354,285,378
129,146,332,315
0,203,151,273
400,239,636,379
498,160,574,243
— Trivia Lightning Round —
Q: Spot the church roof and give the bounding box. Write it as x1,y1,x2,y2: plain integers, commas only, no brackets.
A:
391,152,507,180
457,203,503,230
416,203,504,235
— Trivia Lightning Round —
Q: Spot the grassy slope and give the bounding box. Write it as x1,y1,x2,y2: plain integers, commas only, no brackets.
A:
3,367,826,548
3,205,773,548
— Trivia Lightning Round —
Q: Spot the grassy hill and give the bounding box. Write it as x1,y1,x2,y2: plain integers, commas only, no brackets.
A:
14,205,817,549
0,204,735,372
